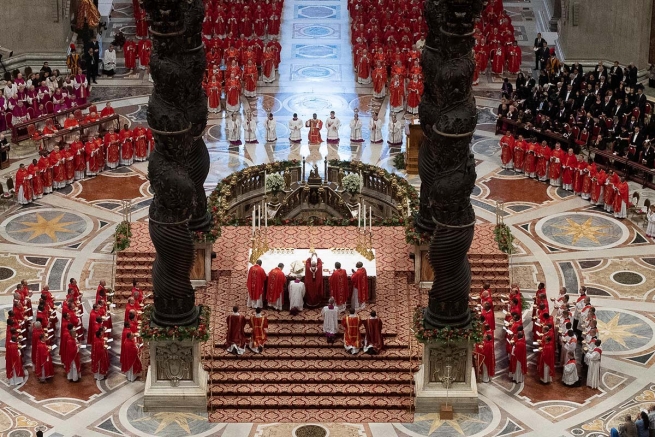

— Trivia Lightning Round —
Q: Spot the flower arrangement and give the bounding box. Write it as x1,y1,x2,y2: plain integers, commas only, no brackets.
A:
140,305,211,342
265,173,285,193
342,173,362,194
113,221,132,252
413,306,483,344
494,223,515,254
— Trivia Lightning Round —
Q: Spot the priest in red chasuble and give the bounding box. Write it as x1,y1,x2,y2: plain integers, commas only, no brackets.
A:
350,262,368,310
362,310,384,354
247,260,267,309
6,336,25,386
248,307,268,353
329,262,349,312
267,263,286,311
225,306,248,355
121,332,142,381
304,252,323,308
342,308,362,355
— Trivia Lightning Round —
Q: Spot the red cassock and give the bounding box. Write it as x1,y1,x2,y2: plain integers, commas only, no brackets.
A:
268,14,281,35
536,145,551,178
491,48,504,74
71,141,85,171
406,80,423,110
513,140,526,170
266,267,286,304
574,162,587,193
138,39,152,67
549,148,565,180
592,170,607,203
507,46,521,74
372,67,387,95
481,308,495,331
249,316,268,349
389,79,404,108
342,315,362,348
15,168,33,202
478,338,495,377
63,336,80,374
500,134,514,166
28,164,43,196
243,65,258,92
92,336,109,375
207,79,221,109
94,138,105,170
362,318,384,353
32,326,44,356
613,181,629,212
604,174,618,206
562,154,578,186
64,149,75,180
247,264,267,302
59,326,70,359
226,79,241,107
120,337,142,374
124,41,137,69
120,129,134,161
134,8,148,37
523,142,537,174
87,310,99,345
49,151,66,183
351,267,369,304
133,127,148,159
5,341,24,379
537,336,555,380
38,157,53,189
509,337,527,375
104,133,120,165
304,258,323,307
34,340,55,379
357,55,371,81
583,164,596,196
225,314,247,348
262,52,275,78
329,269,349,306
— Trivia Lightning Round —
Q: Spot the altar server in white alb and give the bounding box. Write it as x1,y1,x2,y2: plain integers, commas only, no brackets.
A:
584,339,602,389
227,113,242,145
288,113,303,144
369,113,383,144
349,111,364,143
387,113,404,146
321,297,340,344
265,112,277,143
561,351,578,386
243,112,258,144
325,111,341,144
288,275,306,315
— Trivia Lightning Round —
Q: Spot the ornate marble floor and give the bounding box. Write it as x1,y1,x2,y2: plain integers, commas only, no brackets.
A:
1,0,655,435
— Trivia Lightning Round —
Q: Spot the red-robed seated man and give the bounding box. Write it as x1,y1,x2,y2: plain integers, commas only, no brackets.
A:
225,306,248,355
247,259,267,309
100,102,115,117
350,261,368,310
84,111,100,124
329,262,349,312
304,253,323,308
63,112,79,129
247,307,268,353
362,310,384,354
342,308,362,355
121,332,142,382
266,263,286,311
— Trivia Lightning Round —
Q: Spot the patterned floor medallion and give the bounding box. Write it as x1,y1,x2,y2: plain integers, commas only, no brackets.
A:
534,212,629,251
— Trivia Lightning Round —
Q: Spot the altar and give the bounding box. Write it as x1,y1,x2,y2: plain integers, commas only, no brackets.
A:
248,248,377,303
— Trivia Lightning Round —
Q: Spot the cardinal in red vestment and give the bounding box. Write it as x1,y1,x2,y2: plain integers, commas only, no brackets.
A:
342,309,362,354
507,42,521,74
509,332,527,383
5,337,25,385
561,149,578,191
15,164,33,205
536,141,551,181
119,125,134,166
63,326,81,381
247,260,267,308
266,263,286,311
512,136,526,173
329,263,349,311
225,306,248,355
92,330,110,380
523,141,538,177
549,143,566,186
476,333,495,382
613,177,630,219
248,308,268,353
537,327,555,383
582,163,596,200
121,332,142,381
500,132,514,169
491,47,504,74
27,158,44,198
34,333,55,382
304,254,323,308
604,172,619,212
591,169,607,204
350,262,368,310
362,311,384,354
124,40,137,70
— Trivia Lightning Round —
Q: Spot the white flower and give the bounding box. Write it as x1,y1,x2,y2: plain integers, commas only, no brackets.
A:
342,173,361,193
265,173,285,193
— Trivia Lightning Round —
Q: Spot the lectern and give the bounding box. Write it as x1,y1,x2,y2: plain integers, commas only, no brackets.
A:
406,119,423,175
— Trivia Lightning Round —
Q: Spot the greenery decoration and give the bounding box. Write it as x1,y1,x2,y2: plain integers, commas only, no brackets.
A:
393,153,406,170
494,223,515,254
413,306,483,344
140,305,210,342
342,173,362,193
113,221,132,252
265,173,285,193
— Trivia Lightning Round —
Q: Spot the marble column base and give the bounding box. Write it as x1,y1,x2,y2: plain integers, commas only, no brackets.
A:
143,340,208,412
414,341,479,413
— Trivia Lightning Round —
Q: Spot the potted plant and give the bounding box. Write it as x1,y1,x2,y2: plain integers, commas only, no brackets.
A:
265,173,285,204
341,173,361,204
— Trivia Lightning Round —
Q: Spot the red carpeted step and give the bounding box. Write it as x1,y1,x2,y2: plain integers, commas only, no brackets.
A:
206,347,414,360
208,382,414,396
208,408,415,423
208,394,413,409
207,357,417,372
208,369,415,384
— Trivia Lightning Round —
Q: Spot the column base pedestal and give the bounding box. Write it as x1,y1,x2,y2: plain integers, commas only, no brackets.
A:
143,340,208,412
414,341,479,414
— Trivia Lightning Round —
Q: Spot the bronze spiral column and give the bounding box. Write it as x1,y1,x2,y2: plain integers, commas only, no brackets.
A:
417,0,484,328
142,0,204,326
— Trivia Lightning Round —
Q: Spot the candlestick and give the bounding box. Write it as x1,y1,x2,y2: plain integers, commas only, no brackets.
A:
363,204,366,231
258,206,261,230
358,203,361,228
324,158,328,184
265,203,268,228
369,206,372,232
252,207,255,236
264,170,267,194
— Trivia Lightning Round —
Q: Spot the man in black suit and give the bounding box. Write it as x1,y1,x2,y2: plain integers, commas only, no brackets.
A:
636,87,647,115
533,33,546,70
610,61,624,89
83,48,98,84
614,98,625,119
642,140,655,167
602,95,615,117
540,43,551,71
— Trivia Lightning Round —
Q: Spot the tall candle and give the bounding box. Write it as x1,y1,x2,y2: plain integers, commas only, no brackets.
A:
358,203,361,228
264,171,267,194
252,207,255,236
258,206,261,230
369,206,372,232
264,203,268,228
363,204,366,231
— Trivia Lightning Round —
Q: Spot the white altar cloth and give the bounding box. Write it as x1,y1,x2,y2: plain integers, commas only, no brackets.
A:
248,248,376,276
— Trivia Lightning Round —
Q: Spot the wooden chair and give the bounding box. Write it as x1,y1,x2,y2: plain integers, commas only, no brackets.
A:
643,199,651,229
628,192,640,218
4,177,15,195
45,101,54,114
632,107,641,120
89,104,98,114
